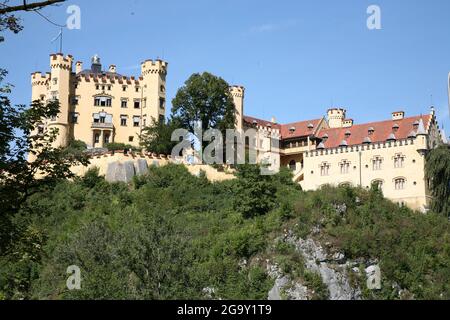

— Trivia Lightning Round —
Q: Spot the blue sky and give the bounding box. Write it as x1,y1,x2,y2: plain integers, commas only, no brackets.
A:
2,0,450,132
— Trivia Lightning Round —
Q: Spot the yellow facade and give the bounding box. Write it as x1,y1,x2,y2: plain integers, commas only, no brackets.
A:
31,53,167,149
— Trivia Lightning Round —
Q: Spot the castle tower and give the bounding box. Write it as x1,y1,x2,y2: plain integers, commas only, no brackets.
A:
140,59,168,123
230,85,245,131
48,53,73,148
327,108,346,129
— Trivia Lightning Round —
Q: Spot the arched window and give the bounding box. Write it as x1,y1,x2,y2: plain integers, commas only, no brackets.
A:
372,156,383,171
339,182,352,188
320,162,330,176
394,153,405,168
339,160,350,174
394,178,406,190
289,160,296,171
371,179,384,191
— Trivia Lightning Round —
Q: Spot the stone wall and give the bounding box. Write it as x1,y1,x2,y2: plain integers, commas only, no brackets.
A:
70,151,235,183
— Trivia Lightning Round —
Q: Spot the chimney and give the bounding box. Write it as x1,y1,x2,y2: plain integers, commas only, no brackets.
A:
109,65,116,73
392,111,405,121
75,61,83,74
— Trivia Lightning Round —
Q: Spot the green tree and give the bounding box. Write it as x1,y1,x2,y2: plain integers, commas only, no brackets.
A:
425,145,450,216
233,164,276,219
171,72,235,150
140,118,182,155
0,70,89,252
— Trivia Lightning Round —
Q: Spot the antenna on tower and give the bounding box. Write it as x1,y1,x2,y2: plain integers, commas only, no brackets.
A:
51,28,63,53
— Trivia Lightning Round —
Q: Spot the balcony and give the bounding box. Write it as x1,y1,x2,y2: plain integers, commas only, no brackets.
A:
91,122,114,129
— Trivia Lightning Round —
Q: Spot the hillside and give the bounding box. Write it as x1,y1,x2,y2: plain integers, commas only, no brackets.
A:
0,164,449,300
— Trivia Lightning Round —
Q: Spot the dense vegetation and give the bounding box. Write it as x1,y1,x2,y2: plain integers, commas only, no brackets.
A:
425,145,450,217
0,164,448,300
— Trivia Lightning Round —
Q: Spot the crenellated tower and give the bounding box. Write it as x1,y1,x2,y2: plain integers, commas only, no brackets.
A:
47,53,73,148
140,59,168,123
327,108,346,129
230,85,245,131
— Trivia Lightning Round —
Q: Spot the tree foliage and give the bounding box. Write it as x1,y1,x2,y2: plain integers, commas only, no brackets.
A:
425,145,450,217
171,72,236,138
140,118,181,155
0,69,89,254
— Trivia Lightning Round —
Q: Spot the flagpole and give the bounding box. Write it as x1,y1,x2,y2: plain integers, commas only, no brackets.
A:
59,28,63,53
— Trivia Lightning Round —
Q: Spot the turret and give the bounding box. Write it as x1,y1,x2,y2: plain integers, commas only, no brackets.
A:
327,108,346,128
140,59,168,123
230,85,245,131
416,118,428,153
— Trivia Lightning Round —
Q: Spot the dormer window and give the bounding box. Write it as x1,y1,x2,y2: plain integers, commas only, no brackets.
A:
386,133,396,142
345,130,351,137
289,127,296,133
392,123,400,132
339,140,348,147
307,123,314,130
368,127,375,135
363,137,371,144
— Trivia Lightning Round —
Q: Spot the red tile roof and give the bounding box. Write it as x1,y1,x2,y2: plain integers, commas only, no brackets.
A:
243,116,281,130
280,119,324,139
317,115,431,149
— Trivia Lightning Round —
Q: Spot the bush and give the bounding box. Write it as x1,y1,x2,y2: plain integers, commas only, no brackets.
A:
105,142,135,152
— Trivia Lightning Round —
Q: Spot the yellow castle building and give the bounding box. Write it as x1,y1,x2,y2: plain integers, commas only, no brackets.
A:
31,53,167,149
31,53,445,212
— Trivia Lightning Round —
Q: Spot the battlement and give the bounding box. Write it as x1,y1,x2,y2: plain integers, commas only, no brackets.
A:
306,138,417,158
50,53,73,71
31,72,50,86
78,73,143,85
230,85,245,97
141,59,168,76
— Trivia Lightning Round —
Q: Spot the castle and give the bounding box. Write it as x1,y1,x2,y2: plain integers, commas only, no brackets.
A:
31,53,167,149
31,53,445,212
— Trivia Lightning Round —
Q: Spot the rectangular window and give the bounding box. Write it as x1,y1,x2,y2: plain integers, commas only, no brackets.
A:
70,112,79,124
120,115,127,126
159,98,165,109
134,100,140,109
135,87,140,93
96,85,100,90
94,133,100,143
129,136,134,142
104,134,110,144
72,96,79,105
107,85,111,91
122,86,127,92
95,97,112,107
133,116,140,127
121,99,127,108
